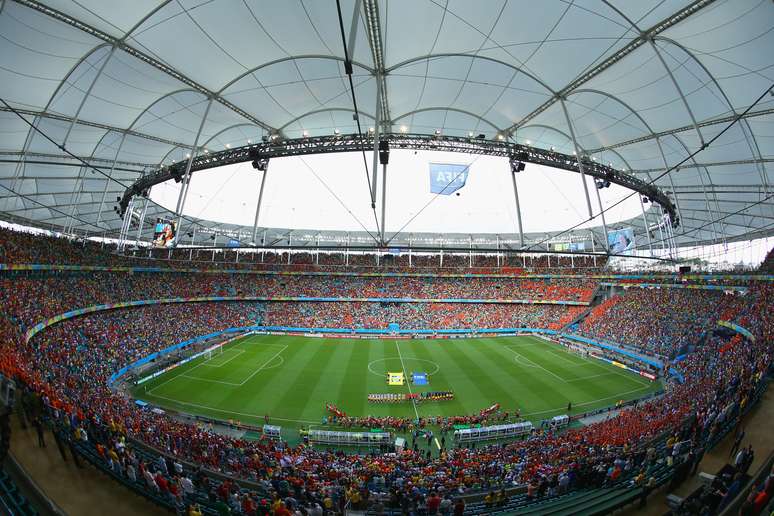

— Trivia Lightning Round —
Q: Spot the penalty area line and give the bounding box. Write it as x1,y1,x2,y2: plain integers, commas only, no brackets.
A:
200,348,245,368
237,345,288,386
146,352,216,396
503,346,567,383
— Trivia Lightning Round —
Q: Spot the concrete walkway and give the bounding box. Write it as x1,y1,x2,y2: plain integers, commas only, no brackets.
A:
623,384,774,515
9,414,167,516
8,384,772,516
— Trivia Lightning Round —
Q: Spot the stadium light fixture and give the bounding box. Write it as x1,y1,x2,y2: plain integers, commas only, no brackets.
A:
334,129,341,135
368,127,374,133
400,125,407,133
468,132,474,138
595,179,611,189
225,143,231,149
247,139,252,144
550,146,556,151
186,153,191,159
302,130,309,137
511,161,526,173
525,139,531,145
435,129,441,135
497,134,505,141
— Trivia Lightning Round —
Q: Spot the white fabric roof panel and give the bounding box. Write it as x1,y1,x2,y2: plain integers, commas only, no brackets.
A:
0,0,771,246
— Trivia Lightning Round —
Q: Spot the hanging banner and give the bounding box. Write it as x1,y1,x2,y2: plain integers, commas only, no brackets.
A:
429,163,470,195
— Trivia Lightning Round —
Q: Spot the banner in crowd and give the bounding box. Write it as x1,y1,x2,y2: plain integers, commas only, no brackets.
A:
561,333,663,369
717,320,755,341
429,162,470,194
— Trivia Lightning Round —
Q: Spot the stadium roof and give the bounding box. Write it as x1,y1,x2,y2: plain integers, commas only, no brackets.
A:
0,0,772,252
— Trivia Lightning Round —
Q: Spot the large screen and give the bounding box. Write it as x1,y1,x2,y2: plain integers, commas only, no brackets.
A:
607,228,635,254
152,218,176,248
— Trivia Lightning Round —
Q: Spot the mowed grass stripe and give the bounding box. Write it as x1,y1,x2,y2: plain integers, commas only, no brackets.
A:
499,339,652,406
478,338,571,415
525,337,599,367
511,341,590,382
417,341,495,414
155,343,279,411
441,340,517,413
133,335,662,431
406,340,469,417
297,340,358,422
365,340,416,419
262,338,342,422
213,337,304,420
187,344,282,384
335,340,375,419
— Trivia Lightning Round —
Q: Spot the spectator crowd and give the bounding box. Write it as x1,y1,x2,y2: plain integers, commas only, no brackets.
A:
0,227,771,515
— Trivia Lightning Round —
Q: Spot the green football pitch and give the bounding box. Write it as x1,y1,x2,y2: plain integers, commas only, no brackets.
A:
134,334,661,438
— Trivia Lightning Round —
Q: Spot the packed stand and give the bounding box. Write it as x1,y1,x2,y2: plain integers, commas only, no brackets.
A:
759,245,774,274
0,226,603,273
1,287,768,515
262,301,584,331
577,288,737,359
0,271,598,317
0,227,773,514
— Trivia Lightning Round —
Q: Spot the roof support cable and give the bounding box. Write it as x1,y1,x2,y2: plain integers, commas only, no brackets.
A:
525,81,774,254
335,0,381,242
643,194,774,252
384,154,486,246
0,96,210,237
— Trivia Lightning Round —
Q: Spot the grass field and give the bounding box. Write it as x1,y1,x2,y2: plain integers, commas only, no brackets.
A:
134,334,660,440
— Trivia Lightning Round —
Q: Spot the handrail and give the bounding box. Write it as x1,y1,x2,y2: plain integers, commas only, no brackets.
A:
3,453,67,516
720,449,774,516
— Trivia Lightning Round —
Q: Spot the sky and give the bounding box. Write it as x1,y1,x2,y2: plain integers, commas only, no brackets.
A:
151,149,649,235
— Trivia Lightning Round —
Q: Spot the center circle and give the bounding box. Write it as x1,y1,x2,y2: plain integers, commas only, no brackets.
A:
367,357,440,377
